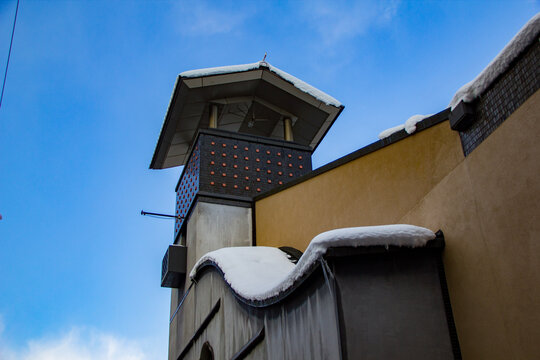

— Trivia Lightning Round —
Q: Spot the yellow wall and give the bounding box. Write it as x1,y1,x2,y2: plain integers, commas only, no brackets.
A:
256,120,464,250
255,90,540,359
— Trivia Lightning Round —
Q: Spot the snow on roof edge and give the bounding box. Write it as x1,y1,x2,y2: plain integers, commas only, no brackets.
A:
179,61,342,107
189,225,436,303
378,13,540,142
449,12,540,110
378,114,433,140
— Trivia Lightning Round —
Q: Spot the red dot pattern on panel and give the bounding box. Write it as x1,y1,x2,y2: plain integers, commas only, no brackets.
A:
202,134,312,199
174,144,200,239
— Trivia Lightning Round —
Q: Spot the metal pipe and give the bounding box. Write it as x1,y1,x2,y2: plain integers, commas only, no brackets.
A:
284,117,293,141
209,104,218,128
141,210,183,220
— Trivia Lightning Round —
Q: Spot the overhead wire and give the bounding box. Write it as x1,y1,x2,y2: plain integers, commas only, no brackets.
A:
0,0,20,110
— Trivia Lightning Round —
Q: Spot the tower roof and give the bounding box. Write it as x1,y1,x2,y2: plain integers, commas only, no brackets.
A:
150,61,344,169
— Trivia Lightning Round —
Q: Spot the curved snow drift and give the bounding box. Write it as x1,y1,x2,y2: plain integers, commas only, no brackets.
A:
190,225,436,304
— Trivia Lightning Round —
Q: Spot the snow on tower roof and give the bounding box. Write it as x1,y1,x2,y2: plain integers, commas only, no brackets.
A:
190,224,436,303
449,12,540,110
180,61,342,108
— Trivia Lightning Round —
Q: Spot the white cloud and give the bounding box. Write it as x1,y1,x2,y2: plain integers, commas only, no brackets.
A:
0,327,152,360
301,0,401,44
173,1,256,36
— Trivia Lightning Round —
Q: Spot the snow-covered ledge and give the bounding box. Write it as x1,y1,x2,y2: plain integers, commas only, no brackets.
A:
378,114,433,140
449,13,540,110
189,224,436,302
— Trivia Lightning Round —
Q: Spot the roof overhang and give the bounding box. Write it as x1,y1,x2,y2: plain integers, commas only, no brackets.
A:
150,62,344,169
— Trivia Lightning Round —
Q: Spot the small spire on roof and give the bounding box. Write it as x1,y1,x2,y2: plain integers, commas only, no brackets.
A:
260,52,267,66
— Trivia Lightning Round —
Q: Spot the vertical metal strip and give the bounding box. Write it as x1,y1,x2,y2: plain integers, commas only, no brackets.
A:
320,258,344,360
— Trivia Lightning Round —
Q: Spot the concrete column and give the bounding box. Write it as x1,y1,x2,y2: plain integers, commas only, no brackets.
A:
209,104,218,129
284,117,294,141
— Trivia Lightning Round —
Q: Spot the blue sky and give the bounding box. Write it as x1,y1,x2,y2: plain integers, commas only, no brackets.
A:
0,1,538,358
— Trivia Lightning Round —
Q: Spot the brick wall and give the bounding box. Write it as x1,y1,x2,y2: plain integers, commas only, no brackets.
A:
460,40,539,156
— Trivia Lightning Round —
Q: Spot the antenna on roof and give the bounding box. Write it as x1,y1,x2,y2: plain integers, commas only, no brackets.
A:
260,52,267,65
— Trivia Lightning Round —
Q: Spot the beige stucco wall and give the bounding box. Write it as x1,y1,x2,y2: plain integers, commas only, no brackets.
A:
399,91,540,359
255,89,540,359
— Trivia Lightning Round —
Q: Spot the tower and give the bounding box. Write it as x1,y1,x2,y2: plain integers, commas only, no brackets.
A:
153,61,343,292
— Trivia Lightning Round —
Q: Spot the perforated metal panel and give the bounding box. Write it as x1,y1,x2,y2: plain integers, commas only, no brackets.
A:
173,130,312,242
174,145,200,239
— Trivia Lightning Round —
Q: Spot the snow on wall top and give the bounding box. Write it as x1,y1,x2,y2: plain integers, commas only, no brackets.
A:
189,224,436,302
449,12,540,110
179,61,342,108
377,13,540,142
378,114,433,140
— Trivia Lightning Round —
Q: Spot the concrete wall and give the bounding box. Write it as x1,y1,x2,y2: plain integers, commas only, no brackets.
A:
185,201,252,280
255,90,540,359
168,265,342,360
169,201,253,360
